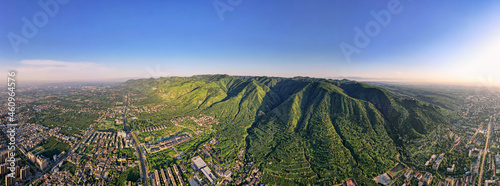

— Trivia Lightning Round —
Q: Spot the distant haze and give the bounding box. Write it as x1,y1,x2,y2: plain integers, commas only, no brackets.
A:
1,1,500,86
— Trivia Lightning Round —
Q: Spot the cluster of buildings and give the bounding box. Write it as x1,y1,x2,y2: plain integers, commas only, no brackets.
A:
35,166,74,186
333,178,358,186
7,123,54,152
417,172,433,186
26,152,49,170
0,123,65,173
33,129,140,185
392,170,433,186
374,173,392,185
192,156,217,185
11,123,78,173
190,116,219,126
52,131,76,146
141,125,168,132
84,131,130,149
203,139,262,185
146,133,191,153
170,115,218,127
426,153,445,171
131,104,167,114
0,148,31,186
234,161,259,185
374,166,436,186
146,136,263,186
241,168,262,186
150,164,186,186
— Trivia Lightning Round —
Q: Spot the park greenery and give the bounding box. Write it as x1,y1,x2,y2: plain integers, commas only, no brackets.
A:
39,136,71,158
60,161,77,175
117,147,138,161
116,166,140,185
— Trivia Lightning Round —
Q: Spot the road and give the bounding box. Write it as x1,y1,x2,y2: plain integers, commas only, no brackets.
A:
48,110,109,172
449,139,460,153
478,115,494,186
132,131,149,186
27,110,108,184
468,122,483,145
122,94,149,186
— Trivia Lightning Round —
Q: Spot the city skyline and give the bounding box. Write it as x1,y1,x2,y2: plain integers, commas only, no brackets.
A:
1,0,500,86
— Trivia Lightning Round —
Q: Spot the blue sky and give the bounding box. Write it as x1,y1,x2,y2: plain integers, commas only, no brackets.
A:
1,0,500,85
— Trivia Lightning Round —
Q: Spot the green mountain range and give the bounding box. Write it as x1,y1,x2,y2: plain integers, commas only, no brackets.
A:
123,75,452,185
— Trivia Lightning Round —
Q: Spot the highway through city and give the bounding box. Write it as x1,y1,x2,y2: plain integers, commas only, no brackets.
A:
123,94,149,186
478,115,494,186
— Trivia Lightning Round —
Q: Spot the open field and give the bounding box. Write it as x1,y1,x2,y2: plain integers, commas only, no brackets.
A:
389,165,406,178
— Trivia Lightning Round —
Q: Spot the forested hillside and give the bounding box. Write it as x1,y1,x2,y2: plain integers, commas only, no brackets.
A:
122,75,452,185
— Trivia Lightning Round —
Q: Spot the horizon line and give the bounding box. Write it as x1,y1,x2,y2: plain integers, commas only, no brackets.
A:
11,74,500,88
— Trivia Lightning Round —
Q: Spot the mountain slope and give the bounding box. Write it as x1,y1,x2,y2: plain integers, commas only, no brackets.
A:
338,81,452,137
123,75,451,185
247,81,400,185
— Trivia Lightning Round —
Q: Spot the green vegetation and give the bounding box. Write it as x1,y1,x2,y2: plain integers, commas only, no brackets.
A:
388,165,406,178
117,147,137,161
249,81,399,184
148,149,178,170
137,126,184,143
83,145,93,154
60,161,77,175
339,81,453,137
27,109,100,137
148,133,213,170
96,117,124,131
116,166,140,185
368,82,465,111
22,86,117,137
123,75,452,185
403,125,459,170
31,146,44,155
176,117,211,133
438,149,474,176
39,136,71,158
128,110,174,131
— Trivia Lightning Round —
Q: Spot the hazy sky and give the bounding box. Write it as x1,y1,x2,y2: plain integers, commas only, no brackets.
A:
1,0,500,85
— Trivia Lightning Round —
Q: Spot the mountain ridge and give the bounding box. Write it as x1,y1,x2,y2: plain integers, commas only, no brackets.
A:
123,75,452,185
